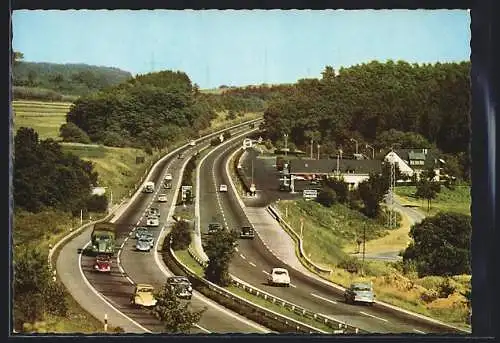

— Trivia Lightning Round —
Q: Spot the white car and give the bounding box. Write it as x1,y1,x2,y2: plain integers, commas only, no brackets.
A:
164,173,173,181
157,194,168,202
136,238,151,252
146,216,159,227
268,267,290,287
219,184,228,192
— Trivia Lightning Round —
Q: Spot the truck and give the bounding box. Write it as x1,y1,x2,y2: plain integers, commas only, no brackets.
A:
143,181,155,193
91,222,116,256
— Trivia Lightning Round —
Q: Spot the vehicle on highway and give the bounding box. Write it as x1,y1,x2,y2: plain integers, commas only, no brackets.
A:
189,140,196,146
344,282,375,305
164,180,172,189
90,222,116,256
143,181,155,193
208,222,223,234
149,207,160,217
93,254,111,272
157,193,168,202
219,184,228,192
134,226,149,239
146,215,160,227
138,231,155,248
136,237,151,252
131,284,157,307
268,267,290,287
167,276,193,300
164,173,173,181
240,226,255,239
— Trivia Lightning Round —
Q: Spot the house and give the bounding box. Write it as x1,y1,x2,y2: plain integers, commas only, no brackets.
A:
287,158,383,190
383,148,444,181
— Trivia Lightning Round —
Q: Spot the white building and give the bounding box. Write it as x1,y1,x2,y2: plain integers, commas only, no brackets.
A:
384,148,444,181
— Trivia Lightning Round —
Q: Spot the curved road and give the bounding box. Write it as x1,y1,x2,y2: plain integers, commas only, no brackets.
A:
199,138,465,334
58,123,269,333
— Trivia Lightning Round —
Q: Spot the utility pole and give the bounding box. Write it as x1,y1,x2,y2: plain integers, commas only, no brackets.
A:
366,144,375,159
317,144,321,160
284,133,288,158
387,161,397,229
310,138,314,159
350,138,358,155
362,223,366,276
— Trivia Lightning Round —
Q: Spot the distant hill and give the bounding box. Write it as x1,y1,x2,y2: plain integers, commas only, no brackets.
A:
12,61,133,99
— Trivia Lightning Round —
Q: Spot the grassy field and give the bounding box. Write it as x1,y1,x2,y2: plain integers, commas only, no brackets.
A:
274,199,471,329
200,111,262,135
12,100,72,140
394,185,471,216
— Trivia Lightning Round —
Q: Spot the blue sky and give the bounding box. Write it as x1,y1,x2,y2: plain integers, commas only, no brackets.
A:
12,10,470,89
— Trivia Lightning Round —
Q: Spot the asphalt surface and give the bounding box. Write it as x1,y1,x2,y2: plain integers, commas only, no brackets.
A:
199,142,466,334
62,124,269,334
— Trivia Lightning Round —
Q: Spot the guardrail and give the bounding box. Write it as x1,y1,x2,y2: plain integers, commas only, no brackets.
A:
167,238,331,334
266,205,333,275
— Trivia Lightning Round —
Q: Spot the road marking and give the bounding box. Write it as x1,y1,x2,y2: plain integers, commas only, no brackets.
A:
194,323,211,333
262,270,270,275
249,262,256,267
136,220,141,226
413,329,426,334
235,247,239,252
311,293,338,305
359,311,389,322
239,254,246,260
290,283,297,288
118,265,125,273
125,276,135,285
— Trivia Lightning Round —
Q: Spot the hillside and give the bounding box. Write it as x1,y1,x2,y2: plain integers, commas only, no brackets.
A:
12,61,133,99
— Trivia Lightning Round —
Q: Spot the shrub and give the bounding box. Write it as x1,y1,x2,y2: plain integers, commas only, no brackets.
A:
337,256,362,273
86,194,108,213
44,281,68,317
438,278,456,298
316,187,336,207
59,122,91,144
420,289,439,303
210,138,220,146
170,221,192,250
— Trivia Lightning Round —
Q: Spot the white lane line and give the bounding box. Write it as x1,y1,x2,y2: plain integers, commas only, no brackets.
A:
262,270,270,275
413,329,426,334
125,276,135,285
249,262,256,267
239,254,246,260
194,323,211,333
118,265,125,273
235,247,239,252
311,292,338,305
359,311,389,322
136,220,141,226
289,284,297,288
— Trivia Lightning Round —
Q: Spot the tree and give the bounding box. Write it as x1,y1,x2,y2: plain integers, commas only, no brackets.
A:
316,187,336,207
204,229,238,286
415,178,441,211
59,122,91,144
170,221,192,250
151,283,205,333
402,212,471,277
324,178,349,203
357,172,389,218
12,51,24,66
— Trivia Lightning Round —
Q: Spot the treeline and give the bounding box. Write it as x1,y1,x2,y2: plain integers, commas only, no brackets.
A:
12,52,132,100
14,127,105,215
262,60,470,179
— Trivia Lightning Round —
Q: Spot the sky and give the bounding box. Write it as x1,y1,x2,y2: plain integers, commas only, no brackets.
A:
12,10,470,89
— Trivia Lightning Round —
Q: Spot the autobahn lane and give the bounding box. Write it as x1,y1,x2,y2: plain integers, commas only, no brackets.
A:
206,141,461,334
78,124,263,333
118,147,269,333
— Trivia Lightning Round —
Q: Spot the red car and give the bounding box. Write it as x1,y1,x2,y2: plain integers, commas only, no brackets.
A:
94,255,111,273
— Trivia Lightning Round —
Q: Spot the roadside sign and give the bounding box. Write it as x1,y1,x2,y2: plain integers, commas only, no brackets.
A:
303,189,318,199
181,185,193,201
242,138,253,149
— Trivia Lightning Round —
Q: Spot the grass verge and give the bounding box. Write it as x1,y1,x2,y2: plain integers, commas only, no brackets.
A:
394,185,471,216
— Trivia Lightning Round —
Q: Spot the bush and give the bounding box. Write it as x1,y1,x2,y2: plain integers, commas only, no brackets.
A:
337,256,363,273
59,122,91,144
438,278,456,298
44,281,68,317
170,221,192,250
316,187,336,207
210,138,220,146
86,194,108,213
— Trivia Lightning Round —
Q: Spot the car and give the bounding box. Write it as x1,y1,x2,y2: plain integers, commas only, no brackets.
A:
164,181,172,189
139,231,154,248
157,194,168,202
134,226,149,239
344,282,375,305
131,284,157,307
146,216,159,227
219,184,228,192
189,140,196,146
208,222,222,234
149,207,160,217
240,226,255,239
164,173,173,181
268,267,290,287
93,255,111,272
167,276,193,299
136,237,151,252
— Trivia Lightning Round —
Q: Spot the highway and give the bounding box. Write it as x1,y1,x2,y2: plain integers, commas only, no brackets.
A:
199,137,465,334
60,122,270,333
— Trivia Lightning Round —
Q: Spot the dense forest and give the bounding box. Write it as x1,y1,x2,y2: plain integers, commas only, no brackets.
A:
12,52,132,100
261,60,470,179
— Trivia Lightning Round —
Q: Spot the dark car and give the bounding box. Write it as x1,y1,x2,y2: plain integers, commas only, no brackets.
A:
208,222,222,234
240,226,255,239
93,255,111,272
167,276,193,299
